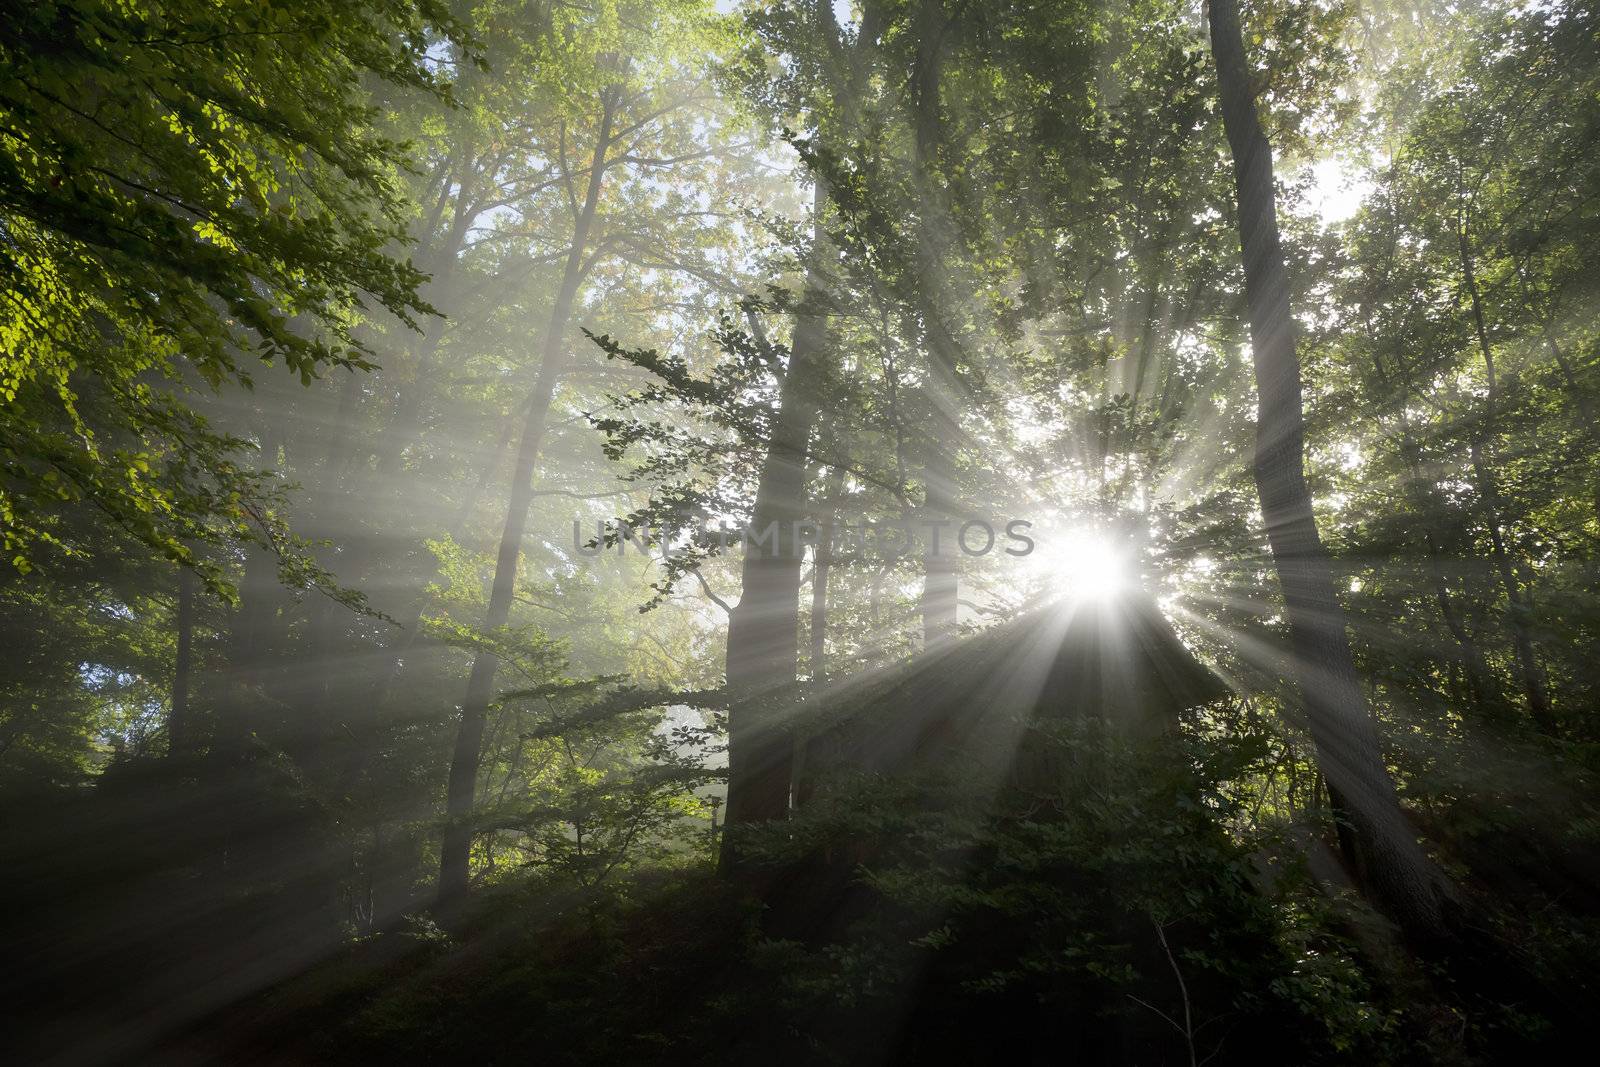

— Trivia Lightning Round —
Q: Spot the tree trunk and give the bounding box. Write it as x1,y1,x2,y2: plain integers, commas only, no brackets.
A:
910,0,961,646
1208,0,1452,942
810,460,844,683
1455,208,1555,732
920,449,960,645
437,84,621,905
719,180,831,871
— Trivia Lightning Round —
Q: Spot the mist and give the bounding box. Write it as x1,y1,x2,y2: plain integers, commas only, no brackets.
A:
4,0,1599,1062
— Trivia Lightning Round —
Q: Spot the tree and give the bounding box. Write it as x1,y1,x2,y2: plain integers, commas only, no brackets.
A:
439,74,624,904
1208,0,1452,940
437,0,756,903
0,0,462,582
717,188,832,860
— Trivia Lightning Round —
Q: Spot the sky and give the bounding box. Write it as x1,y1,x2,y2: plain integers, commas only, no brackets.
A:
1306,156,1373,224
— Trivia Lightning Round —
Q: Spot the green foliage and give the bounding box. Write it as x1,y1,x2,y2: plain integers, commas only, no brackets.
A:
0,0,463,575
466,680,723,891
739,718,1402,1062
8,0,1600,1061
1316,0,1600,739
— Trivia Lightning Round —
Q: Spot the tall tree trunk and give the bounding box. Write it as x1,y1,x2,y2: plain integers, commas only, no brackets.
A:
920,449,959,644
911,0,960,645
1209,0,1452,941
716,1,869,871
1456,204,1555,732
810,460,844,683
170,563,195,756
719,180,831,871
437,85,621,905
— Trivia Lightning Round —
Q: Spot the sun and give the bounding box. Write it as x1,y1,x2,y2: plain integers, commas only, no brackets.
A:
1028,525,1135,603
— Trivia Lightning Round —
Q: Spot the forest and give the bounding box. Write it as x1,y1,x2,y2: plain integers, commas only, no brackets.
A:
4,0,1600,1062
